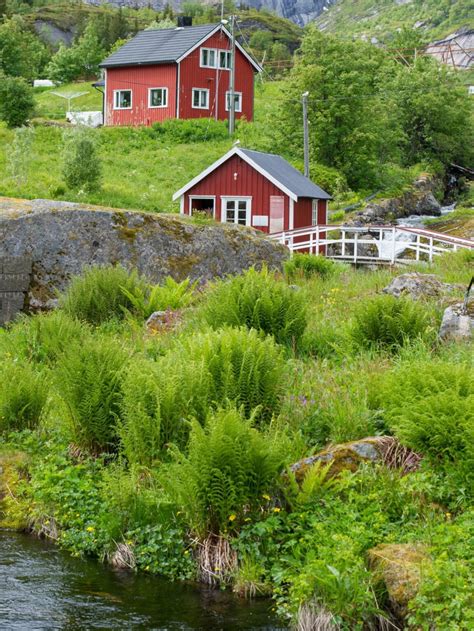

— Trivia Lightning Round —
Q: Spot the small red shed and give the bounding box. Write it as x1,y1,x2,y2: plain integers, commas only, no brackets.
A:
99,23,261,127
173,147,331,234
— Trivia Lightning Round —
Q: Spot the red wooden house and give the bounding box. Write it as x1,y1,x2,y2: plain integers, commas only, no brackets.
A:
99,22,261,126
172,147,331,234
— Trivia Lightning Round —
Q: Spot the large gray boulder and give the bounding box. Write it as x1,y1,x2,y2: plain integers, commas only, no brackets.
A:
383,273,462,301
439,303,473,341
0,197,287,314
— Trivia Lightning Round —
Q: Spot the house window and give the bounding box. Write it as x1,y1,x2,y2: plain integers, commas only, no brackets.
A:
192,88,209,109
149,88,168,108
113,90,132,110
222,198,251,226
200,48,217,68
219,50,232,69
312,199,318,225
225,91,242,113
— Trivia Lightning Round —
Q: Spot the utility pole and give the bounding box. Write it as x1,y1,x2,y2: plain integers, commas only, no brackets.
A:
229,14,236,135
302,91,310,178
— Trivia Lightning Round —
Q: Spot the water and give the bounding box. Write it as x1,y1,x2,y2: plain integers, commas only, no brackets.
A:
397,204,455,229
0,532,286,631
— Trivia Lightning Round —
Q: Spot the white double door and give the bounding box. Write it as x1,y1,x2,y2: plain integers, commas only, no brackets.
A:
222,197,251,226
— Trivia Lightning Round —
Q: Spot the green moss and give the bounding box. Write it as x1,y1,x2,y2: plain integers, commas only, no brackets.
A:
0,451,30,530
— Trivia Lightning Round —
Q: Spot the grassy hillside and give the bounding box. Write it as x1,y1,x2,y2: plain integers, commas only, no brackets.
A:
316,0,473,42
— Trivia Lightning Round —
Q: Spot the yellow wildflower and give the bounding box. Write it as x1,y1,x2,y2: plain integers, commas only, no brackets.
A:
262,494,271,501
273,507,281,513
86,526,95,533
228,514,237,521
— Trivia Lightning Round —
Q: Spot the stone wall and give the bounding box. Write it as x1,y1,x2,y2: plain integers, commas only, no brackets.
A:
0,198,287,318
0,257,32,325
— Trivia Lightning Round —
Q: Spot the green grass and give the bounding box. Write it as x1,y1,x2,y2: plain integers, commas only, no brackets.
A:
34,82,103,120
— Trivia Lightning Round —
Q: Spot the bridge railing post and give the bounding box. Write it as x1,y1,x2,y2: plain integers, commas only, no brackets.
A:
353,230,358,263
316,227,320,255
341,228,346,258
429,237,433,263
415,234,421,261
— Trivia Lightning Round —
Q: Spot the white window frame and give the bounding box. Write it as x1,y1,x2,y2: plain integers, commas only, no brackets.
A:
221,196,252,227
312,199,318,226
200,47,217,68
192,88,209,110
148,87,168,109
218,50,232,69
225,91,242,113
113,89,132,110
189,195,216,218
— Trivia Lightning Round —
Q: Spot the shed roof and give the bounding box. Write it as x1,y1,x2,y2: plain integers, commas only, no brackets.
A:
100,23,261,71
173,147,332,202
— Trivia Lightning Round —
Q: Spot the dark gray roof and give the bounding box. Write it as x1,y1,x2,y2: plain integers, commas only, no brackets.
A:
100,23,218,68
239,149,332,199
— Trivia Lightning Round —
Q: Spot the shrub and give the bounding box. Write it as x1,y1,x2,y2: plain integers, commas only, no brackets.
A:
1,311,88,365
151,117,228,142
351,294,432,351
55,335,129,453
204,266,308,347
377,359,473,488
62,126,102,192
122,276,197,320
0,73,35,127
7,125,34,186
162,407,285,537
0,360,48,432
284,254,338,281
60,265,148,325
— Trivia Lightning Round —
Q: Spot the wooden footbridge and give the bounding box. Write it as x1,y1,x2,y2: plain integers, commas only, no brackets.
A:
269,224,474,265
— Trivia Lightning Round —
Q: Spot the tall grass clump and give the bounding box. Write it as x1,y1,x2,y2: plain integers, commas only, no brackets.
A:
162,407,285,538
284,254,339,281
59,265,148,325
121,277,197,320
425,248,474,285
55,335,129,453
0,360,49,433
0,311,88,365
204,266,308,347
351,294,433,352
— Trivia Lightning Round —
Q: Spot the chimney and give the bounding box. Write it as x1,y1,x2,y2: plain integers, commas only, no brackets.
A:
177,16,192,28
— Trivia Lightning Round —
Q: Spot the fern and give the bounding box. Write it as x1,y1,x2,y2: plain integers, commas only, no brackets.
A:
121,276,197,320
0,360,49,433
203,266,308,347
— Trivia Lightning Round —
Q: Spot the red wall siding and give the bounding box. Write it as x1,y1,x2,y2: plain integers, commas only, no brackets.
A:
178,31,254,122
105,65,177,126
294,198,312,229
183,154,287,232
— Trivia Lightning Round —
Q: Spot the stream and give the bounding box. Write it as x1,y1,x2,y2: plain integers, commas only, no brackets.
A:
0,531,287,630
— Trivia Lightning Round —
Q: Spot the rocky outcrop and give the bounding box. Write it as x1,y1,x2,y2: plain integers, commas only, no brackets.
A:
368,544,430,619
383,273,462,301
439,302,474,341
350,174,442,226
0,198,287,314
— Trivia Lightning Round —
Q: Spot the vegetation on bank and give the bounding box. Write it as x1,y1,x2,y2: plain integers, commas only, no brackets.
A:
0,251,473,629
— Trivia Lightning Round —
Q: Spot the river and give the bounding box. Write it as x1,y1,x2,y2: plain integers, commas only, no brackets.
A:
0,532,287,630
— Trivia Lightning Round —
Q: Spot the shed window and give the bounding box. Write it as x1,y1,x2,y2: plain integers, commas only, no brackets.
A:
149,88,168,108
192,88,209,109
219,50,232,69
200,48,217,68
113,90,132,110
312,199,319,226
225,91,242,112
222,198,251,226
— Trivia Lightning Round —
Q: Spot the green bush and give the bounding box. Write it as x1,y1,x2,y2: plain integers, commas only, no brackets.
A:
162,407,286,536
122,276,197,320
62,126,102,192
55,335,129,453
1,311,88,365
0,73,35,127
284,254,338,281
204,266,308,347
0,360,49,432
351,294,432,351
151,117,228,143
60,265,148,325
119,328,285,465
377,359,473,490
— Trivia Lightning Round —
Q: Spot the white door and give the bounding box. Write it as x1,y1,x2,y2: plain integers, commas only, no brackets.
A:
269,195,284,233
222,198,251,226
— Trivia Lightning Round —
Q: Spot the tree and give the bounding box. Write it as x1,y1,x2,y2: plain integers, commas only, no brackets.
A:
0,16,47,80
47,20,105,83
62,127,102,192
0,73,35,127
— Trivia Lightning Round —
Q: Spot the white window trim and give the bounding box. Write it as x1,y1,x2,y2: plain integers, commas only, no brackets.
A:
200,47,217,68
312,199,318,226
192,88,210,110
221,196,252,227
218,50,232,70
148,87,168,109
189,195,216,218
225,91,242,113
113,89,132,110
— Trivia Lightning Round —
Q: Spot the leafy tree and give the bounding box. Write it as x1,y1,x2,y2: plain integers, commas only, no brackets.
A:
0,16,47,80
62,126,102,192
47,20,105,83
0,73,34,127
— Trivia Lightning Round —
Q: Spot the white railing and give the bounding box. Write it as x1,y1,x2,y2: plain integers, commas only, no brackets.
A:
269,224,474,264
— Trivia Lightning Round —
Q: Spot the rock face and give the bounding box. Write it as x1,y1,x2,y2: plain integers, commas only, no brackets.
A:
350,174,442,226
0,198,287,314
368,544,430,619
383,273,462,301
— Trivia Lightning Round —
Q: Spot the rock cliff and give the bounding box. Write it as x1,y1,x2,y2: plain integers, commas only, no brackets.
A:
0,198,286,314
